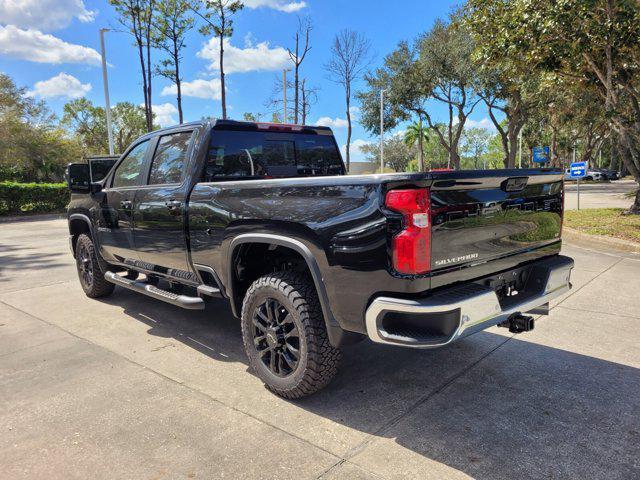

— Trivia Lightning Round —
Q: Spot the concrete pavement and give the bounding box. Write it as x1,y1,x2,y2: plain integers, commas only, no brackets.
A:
564,179,637,210
1,218,639,479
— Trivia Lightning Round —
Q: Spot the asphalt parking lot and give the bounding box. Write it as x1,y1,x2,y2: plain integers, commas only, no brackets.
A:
1,217,639,479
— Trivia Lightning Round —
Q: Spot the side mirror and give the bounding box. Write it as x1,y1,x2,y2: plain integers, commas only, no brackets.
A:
67,163,90,193
90,182,103,194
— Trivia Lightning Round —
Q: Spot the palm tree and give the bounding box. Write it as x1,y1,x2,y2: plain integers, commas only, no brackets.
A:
404,117,429,171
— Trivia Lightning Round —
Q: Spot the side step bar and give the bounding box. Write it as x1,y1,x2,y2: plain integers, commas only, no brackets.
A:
104,271,205,310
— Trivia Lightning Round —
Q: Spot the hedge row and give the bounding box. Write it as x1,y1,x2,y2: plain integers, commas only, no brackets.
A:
0,181,69,215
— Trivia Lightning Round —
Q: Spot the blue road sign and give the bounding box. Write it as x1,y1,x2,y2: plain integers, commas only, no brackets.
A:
533,146,550,163
570,161,587,179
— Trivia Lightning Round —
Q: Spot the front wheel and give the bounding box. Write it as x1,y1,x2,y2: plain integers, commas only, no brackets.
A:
75,234,115,298
241,272,341,399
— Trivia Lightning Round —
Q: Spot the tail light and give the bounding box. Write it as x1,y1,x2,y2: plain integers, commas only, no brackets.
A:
385,188,431,274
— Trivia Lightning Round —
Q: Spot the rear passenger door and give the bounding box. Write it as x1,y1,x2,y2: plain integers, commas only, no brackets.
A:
133,130,194,275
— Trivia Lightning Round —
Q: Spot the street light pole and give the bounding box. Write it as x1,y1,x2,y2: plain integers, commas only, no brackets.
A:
99,28,114,156
380,89,386,174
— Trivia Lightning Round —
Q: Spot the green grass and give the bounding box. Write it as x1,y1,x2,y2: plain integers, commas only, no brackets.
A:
565,208,640,243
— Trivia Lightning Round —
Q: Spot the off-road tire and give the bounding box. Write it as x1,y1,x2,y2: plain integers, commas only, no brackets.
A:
241,272,341,399
75,233,115,298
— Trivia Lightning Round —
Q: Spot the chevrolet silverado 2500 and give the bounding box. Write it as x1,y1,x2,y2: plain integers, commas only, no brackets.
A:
66,119,574,398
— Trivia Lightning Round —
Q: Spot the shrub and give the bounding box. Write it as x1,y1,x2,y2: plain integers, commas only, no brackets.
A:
0,181,69,215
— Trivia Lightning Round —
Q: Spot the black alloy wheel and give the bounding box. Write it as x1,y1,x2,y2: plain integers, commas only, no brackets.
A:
241,272,341,399
252,298,300,377
77,241,94,290
74,234,115,298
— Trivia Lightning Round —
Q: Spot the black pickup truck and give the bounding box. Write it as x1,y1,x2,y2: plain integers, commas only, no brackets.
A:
66,119,574,398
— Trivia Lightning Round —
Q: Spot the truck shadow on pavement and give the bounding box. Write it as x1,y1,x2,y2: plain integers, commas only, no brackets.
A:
100,291,640,480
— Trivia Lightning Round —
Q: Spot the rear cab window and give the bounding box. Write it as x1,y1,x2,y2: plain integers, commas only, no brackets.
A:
203,126,344,182
148,130,194,185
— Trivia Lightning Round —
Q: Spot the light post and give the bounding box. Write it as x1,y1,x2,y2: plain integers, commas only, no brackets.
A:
380,89,386,174
99,28,114,155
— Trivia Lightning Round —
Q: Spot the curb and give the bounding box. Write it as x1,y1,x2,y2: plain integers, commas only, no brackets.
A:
563,227,640,254
0,213,66,223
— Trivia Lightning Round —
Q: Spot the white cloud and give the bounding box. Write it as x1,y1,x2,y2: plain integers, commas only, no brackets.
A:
151,103,179,127
27,72,91,99
162,78,222,100
463,117,496,131
316,116,349,129
198,37,289,74
342,139,371,163
243,0,306,13
0,25,101,65
0,0,95,31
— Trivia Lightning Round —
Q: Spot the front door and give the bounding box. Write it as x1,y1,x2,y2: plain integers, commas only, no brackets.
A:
96,139,150,263
133,130,194,274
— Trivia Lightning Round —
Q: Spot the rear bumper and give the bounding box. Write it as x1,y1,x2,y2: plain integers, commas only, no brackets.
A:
365,255,574,348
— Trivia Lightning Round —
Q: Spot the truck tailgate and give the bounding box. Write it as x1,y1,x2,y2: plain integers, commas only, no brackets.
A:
429,171,564,272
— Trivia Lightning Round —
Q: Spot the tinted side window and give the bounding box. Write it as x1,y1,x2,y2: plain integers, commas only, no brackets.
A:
112,140,149,188
148,131,193,185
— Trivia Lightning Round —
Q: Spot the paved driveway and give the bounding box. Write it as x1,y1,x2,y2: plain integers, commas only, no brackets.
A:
1,218,639,479
564,179,637,210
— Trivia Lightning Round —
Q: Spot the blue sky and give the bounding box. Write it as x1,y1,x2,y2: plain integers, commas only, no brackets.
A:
0,0,494,161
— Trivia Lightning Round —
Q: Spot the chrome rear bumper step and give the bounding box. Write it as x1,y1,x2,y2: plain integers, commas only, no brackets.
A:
365,255,574,348
104,271,205,310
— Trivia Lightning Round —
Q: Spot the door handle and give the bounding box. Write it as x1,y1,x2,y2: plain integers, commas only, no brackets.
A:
165,200,182,210
120,200,133,210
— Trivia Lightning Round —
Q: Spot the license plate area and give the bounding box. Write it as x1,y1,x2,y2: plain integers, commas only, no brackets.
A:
475,264,539,309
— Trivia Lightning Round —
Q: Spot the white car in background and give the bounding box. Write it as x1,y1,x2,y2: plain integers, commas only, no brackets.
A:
564,169,605,181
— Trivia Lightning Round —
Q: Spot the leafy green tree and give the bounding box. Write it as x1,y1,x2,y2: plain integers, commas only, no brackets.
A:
461,127,492,169
242,112,262,122
153,0,195,124
110,0,156,132
198,0,244,120
62,98,150,154
360,134,414,173
358,18,480,170
403,118,428,171
465,0,640,212
0,74,83,182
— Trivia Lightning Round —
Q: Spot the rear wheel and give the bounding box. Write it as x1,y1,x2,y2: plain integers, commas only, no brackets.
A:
75,234,115,298
241,272,341,399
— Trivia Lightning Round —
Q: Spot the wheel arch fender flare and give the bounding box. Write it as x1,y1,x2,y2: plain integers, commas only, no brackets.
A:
68,213,96,256
227,233,345,347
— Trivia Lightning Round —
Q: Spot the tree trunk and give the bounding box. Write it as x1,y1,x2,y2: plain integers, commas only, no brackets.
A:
301,81,307,125
451,150,461,170
219,31,226,120
630,188,640,214
507,128,519,169
418,117,425,171
551,128,559,167
137,43,149,131
174,44,183,124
